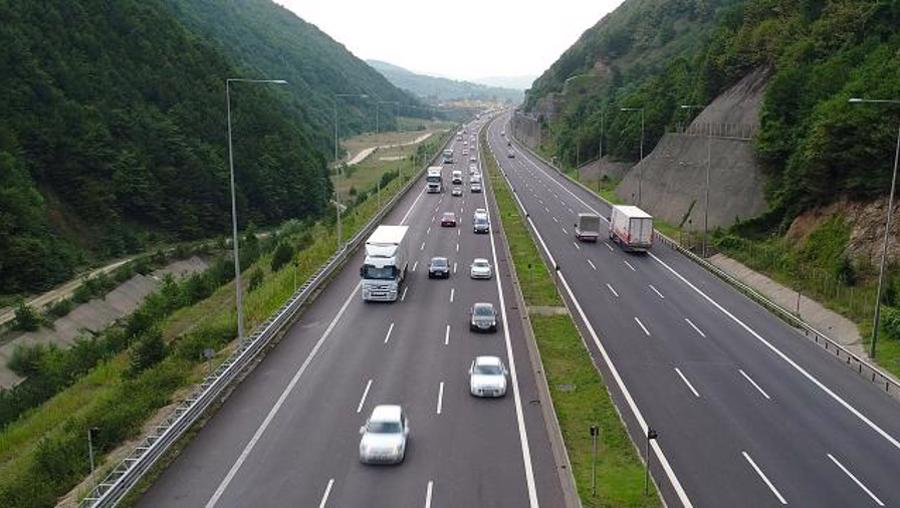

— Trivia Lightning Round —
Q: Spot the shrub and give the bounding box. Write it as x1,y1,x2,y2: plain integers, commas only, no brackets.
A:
13,301,40,331
45,298,74,319
128,328,166,376
8,344,47,377
270,242,294,272
248,267,264,292
881,306,900,340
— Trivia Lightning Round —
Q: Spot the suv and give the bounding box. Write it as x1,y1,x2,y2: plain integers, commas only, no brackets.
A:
470,181,483,193
359,405,409,464
473,213,490,234
469,302,498,332
428,256,450,279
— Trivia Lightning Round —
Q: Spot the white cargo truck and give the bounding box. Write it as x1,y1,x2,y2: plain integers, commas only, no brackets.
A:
442,148,454,164
609,205,653,252
426,166,443,193
361,225,410,302
574,213,601,242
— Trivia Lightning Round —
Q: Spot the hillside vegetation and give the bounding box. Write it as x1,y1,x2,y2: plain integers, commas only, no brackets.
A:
525,0,900,229
0,0,417,295
368,59,522,104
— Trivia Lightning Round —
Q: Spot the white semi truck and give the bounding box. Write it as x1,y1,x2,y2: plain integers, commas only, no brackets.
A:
426,166,443,193
609,205,653,252
442,148,454,164
361,225,410,302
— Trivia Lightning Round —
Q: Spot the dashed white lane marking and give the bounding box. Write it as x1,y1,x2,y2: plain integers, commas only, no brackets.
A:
436,382,445,414
420,241,426,251
426,226,431,235
606,283,619,298
450,288,455,303
827,453,884,506
605,242,613,252
684,318,706,338
401,286,408,301
623,260,636,271
742,452,787,505
561,227,568,235
739,369,771,400
587,259,597,270
453,262,458,273
456,243,460,252
649,284,665,299
318,479,335,508
412,261,418,272
444,324,450,346
634,317,651,337
383,322,395,344
356,379,373,413
675,368,700,398
424,480,434,508
573,241,581,250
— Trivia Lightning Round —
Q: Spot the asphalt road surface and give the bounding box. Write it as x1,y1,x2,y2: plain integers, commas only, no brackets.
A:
490,112,900,507
138,119,566,507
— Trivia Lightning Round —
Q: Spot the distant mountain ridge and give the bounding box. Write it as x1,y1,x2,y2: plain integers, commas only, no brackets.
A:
368,60,522,104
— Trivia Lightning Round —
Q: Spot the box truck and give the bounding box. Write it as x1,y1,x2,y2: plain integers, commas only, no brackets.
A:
574,213,601,242
361,225,410,302
609,205,653,252
426,166,443,193
442,148,454,164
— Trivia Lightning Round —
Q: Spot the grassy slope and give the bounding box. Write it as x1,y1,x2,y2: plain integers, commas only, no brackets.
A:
484,127,657,507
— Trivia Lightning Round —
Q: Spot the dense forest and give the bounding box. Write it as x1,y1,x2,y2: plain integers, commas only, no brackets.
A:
0,0,420,295
524,0,900,228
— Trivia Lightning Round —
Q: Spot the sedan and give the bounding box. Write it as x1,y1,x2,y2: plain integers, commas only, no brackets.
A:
428,256,450,279
470,155,477,163
451,186,463,197
470,181,482,193
469,356,508,397
469,302,498,332
507,151,515,158
359,405,409,464
441,212,457,227
469,258,493,279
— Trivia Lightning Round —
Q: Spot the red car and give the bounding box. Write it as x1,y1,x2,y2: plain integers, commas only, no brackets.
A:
441,212,457,227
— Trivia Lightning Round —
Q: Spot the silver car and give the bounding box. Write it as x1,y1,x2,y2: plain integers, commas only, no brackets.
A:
470,258,493,279
469,302,498,332
469,356,508,397
359,405,409,464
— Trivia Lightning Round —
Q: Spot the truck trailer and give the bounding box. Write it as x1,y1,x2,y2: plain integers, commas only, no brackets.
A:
574,213,601,242
360,225,410,302
609,205,653,252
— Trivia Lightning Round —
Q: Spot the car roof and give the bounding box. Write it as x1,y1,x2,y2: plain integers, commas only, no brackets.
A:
475,355,502,367
473,302,494,309
473,258,489,264
370,404,402,422
431,256,448,262
443,211,455,216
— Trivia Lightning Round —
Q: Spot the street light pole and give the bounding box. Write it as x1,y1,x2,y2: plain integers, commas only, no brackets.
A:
682,104,711,256
849,97,900,359
621,107,645,205
226,77,287,343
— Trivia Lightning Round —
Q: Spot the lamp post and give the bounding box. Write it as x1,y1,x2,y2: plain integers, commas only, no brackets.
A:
333,93,369,251
226,77,287,343
682,104,712,257
849,97,900,359
621,107,645,205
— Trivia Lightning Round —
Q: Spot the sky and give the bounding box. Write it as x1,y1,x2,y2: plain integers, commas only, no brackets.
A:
277,0,624,84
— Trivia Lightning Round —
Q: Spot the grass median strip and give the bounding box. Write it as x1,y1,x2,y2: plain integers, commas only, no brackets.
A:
484,129,658,507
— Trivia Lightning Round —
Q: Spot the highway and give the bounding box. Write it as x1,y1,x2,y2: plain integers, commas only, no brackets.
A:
490,112,900,507
138,120,567,507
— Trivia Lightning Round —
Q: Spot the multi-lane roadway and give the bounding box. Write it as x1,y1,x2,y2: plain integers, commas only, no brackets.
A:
490,112,900,507
138,121,566,507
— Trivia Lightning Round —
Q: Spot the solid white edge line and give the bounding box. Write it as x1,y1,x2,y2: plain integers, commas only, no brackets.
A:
605,283,619,298
674,367,700,398
383,322,395,344
684,318,706,338
587,259,597,271
436,381,444,415
483,132,540,508
649,284,665,299
742,451,787,505
318,478,335,508
206,282,362,508
444,324,450,346
827,453,885,506
401,186,427,225
634,317,651,337
517,129,900,456
424,480,434,508
494,124,686,507
649,251,900,453
738,369,771,400
356,379,373,413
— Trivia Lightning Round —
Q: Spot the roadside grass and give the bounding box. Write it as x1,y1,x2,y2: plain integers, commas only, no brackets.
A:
0,137,447,506
484,129,658,507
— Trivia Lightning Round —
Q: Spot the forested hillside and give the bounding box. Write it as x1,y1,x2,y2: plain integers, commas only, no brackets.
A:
368,60,522,103
0,0,408,296
164,0,425,154
524,0,900,229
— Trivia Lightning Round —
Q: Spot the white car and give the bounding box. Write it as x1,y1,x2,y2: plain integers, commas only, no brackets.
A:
470,258,493,279
359,405,409,464
469,356,508,397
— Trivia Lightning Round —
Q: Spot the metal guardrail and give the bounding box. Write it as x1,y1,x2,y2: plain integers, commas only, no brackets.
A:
80,131,456,507
508,120,900,400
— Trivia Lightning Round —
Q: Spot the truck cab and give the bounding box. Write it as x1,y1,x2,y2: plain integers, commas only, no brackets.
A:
426,166,443,193
361,225,410,301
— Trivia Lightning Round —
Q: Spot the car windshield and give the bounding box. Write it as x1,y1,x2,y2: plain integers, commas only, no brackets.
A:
473,261,489,268
362,265,396,280
367,420,402,433
475,217,488,224
431,258,447,267
474,305,493,316
474,364,502,375
443,213,455,220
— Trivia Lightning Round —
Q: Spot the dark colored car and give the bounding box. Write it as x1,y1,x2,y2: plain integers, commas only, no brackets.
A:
441,212,457,227
428,257,450,279
469,302,498,333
